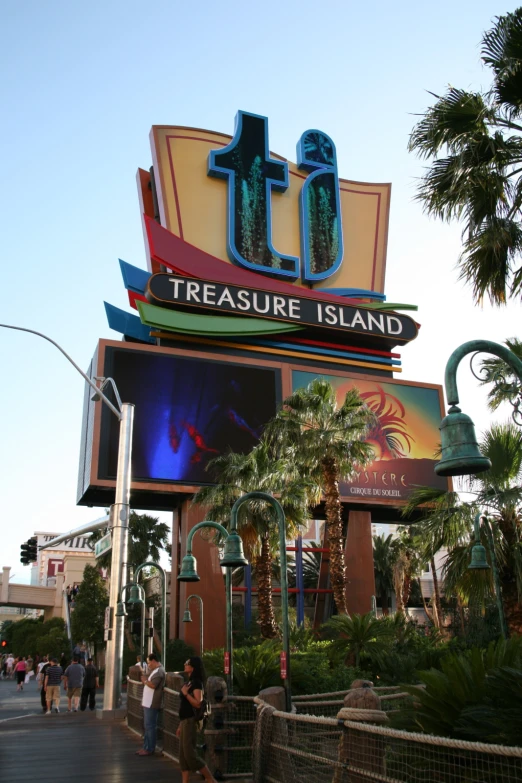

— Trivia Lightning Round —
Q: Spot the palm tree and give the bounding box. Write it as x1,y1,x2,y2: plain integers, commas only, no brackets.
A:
390,530,422,617
408,8,522,305
193,441,316,639
265,378,375,615
322,612,395,668
372,534,394,615
404,422,522,635
478,337,522,414
90,511,170,575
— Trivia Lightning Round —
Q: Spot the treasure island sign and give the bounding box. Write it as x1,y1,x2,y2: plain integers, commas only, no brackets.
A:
78,110,448,510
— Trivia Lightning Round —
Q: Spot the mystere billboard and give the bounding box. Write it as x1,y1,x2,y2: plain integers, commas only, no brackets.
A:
293,370,448,503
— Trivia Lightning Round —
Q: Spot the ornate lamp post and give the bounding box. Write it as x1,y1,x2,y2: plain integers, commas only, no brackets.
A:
183,594,204,654
435,340,522,477
468,514,508,639
127,562,168,667
117,582,146,663
178,514,248,694
435,340,522,640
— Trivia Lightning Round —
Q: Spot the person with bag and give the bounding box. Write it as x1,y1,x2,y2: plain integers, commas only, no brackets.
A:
136,653,165,756
176,657,216,783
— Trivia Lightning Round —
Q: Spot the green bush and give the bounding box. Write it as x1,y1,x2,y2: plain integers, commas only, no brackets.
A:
391,636,522,743
3,617,68,658
165,638,195,672
291,649,370,694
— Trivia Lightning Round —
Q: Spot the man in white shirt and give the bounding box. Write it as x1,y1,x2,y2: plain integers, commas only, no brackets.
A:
136,654,165,756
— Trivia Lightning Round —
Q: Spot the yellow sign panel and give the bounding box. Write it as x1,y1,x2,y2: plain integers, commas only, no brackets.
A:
149,125,390,294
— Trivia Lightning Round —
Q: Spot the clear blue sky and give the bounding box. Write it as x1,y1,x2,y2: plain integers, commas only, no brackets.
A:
2,1,521,581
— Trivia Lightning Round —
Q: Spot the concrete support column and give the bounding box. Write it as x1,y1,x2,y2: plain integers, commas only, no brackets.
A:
344,511,375,615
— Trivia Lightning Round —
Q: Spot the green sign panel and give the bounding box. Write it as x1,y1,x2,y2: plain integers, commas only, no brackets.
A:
94,532,112,559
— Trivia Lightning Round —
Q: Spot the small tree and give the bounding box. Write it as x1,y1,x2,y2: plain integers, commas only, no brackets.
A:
70,565,108,654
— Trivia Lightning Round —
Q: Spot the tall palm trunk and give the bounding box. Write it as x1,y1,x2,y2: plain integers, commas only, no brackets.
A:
255,533,278,638
430,556,443,629
321,457,348,615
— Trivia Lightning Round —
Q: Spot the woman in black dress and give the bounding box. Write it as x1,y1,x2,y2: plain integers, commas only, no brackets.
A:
176,657,216,783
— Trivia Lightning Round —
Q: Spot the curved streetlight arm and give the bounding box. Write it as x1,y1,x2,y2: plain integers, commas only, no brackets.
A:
231,492,291,712
0,324,122,420
444,340,522,408
186,521,230,553
134,562,167,668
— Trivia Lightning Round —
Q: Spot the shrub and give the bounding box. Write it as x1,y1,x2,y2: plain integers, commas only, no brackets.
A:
391,636,522,742
165,638,195,672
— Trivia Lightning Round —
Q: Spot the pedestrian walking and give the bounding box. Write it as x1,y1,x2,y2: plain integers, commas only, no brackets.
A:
14,657,27,691
64,656,85,712
136,653,165,757
38,657,51,713
176,657,217,782
60,652,68,670
25,655,34,684
44,657,63,714
6,653,14,679
80,658,99,711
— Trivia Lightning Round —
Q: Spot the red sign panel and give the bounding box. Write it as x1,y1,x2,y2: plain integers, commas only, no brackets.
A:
224,651,230,675
280,651,287,679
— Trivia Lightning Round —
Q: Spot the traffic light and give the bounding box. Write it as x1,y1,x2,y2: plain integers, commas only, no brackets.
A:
20,537,38,565
20,542,31,565
27,537,38,561
1,640,6,648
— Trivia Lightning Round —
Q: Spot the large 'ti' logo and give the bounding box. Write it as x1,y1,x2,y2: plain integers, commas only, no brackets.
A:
208,111,343,284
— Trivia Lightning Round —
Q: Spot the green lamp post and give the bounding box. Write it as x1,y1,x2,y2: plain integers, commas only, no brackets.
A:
118,582,146,663
183,594,204,654
435,340,522,477
468,513,508,639
434,340,522,639
178,517,248,693
132,562,168,668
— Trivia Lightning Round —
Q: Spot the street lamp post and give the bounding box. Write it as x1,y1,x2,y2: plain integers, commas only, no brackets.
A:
120,582,146,663
230,492,292,713
468,513,509,639
177,517,248,694
435,340,522,477
183,594,204,654
0,324,134,716
130,562,168,667
434,340,522,642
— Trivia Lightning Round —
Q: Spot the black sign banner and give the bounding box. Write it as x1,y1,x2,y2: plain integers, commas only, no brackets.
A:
146,274,418,343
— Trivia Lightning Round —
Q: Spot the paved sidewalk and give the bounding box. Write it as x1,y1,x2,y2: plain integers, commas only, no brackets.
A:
0,709,181,783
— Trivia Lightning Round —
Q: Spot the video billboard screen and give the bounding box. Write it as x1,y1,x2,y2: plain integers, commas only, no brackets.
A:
100,348,279,484
292,370,448,502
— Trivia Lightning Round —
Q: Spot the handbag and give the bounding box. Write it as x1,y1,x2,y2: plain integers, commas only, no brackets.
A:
192,690,211,728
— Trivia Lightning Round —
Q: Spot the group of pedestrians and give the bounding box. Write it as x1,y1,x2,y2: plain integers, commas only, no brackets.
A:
38,654,99,714
0,654,36,689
